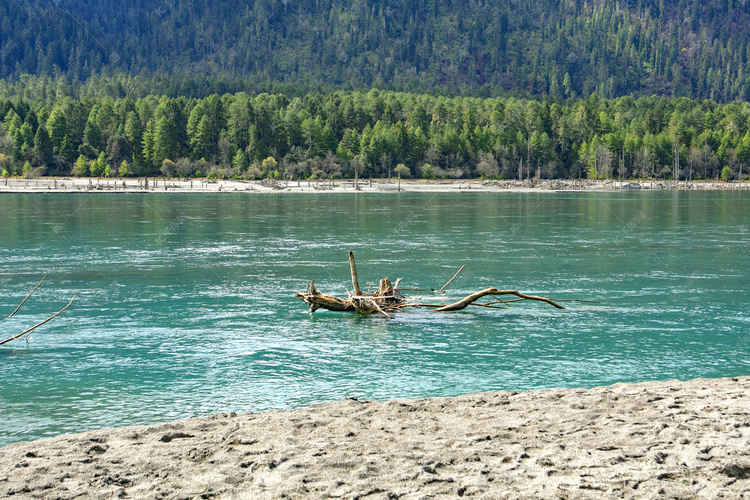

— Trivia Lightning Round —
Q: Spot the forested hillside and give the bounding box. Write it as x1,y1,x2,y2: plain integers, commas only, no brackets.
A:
2,90,749,181
2,0,749,182
2,0,750,102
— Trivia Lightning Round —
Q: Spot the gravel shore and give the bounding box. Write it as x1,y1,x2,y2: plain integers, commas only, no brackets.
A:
0,177,745,194
1,376,749,499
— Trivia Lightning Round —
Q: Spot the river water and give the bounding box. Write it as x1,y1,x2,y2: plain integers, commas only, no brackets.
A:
1,191,748,446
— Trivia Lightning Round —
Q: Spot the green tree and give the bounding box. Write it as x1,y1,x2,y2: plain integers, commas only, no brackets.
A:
95,101,118,143
0,153,11,176
154,116,178,164
409,106,430,136
563,73,575,99
721,165,733,182
390,121,409,163
124,112,143,161
90,152,107,177
83,120,104,152
420,163,435,179
736,131,750,179
59,136,76,164
394,163,410,178
19,122,34,148
46,108,70,154
336,128,359,161
73,155,90,176
232,149,249,172
261,156,278,172
260,156,279,177
142,119,156,169
119,160,130,177
202,94,226,153
4,110,22,135
33,124,53,167
717,130,734,162
191,115,212,160
187,103,205,157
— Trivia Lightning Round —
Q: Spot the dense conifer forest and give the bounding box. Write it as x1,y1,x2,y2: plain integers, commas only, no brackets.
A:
1,88,749,181
1,0,749,180
2,0,750,101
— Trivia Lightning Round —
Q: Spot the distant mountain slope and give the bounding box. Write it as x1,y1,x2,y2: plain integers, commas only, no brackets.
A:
2,0,750,101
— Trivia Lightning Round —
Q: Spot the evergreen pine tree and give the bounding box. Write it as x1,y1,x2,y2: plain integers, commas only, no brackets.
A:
154,116,178,164
33,124,53,167
73,155,90,176
142,119,156,169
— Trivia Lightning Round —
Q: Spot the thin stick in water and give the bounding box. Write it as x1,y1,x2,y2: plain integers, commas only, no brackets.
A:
0,296,75,346
8,274,47,318
437,265,465,292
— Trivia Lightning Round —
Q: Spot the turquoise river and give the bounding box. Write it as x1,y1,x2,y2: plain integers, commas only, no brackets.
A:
0,191,748,447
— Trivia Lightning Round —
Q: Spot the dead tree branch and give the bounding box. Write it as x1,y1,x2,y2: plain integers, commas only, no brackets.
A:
8,274,47,318
2,276,74,346
1,296,75,346
435,265,465,292
349,251,362,296
432,288,564,311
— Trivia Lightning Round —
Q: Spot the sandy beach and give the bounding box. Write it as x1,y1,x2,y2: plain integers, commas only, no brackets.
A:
1,376,748,499
0,177,745,194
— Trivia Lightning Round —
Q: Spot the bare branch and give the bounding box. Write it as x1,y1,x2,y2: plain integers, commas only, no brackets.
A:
1,297,75,346
436,265,465,292
8,274,47,318
349,251,362,296
433,288,565,312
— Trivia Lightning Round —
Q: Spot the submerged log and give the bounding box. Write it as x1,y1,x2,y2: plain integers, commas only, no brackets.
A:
294,280,354,313
294,253,573,318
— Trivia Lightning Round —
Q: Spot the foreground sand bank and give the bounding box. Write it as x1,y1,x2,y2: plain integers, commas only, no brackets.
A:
1,376,749,499
0,177,746,194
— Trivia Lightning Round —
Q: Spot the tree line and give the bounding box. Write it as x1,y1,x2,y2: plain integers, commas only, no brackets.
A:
1,89,749,182
2,0,750,102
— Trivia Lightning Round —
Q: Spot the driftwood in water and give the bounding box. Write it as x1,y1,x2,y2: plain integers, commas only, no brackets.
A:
298,280,355,313
1,277,74,346
432,288,565,311
295,252,568,318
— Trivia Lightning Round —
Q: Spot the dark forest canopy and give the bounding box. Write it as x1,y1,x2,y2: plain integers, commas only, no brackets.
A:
1,0,750,102
1,88,749,181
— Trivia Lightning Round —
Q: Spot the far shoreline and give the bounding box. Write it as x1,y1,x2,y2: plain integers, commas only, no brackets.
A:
0,176,747,195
